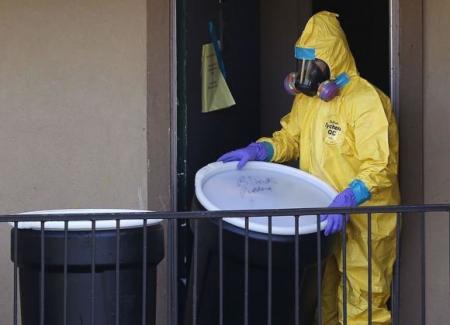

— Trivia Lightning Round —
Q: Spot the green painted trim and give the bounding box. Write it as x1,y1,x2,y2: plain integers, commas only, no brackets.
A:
176,0,188,211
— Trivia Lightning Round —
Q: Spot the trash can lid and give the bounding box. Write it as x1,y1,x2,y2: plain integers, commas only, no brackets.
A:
9,209,162,231
195,161,338,235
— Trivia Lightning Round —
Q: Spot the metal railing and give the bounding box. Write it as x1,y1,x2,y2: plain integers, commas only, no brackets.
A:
2,204,450,325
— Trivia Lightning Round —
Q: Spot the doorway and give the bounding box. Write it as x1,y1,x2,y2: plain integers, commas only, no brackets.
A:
177,0,390,211
175,0,391,322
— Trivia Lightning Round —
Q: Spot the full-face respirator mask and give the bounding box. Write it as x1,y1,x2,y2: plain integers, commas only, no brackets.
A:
284,47,350,102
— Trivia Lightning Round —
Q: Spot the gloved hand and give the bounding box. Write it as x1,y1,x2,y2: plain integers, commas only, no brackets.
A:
320,188,357,236
218,142,268,169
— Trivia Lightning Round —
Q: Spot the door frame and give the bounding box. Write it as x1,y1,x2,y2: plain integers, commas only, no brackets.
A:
167,1,426,324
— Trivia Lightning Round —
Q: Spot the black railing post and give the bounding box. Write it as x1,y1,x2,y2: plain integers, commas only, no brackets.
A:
115,219,121,325
64,221,68,325
13,222,18,325
392,212,401,325
219,218,224,325
368,213,372,324
342,216,347,325
294,215,299,325
168,218,178,325
91,220,96,325
268,216,272,325
420,212,426,325
40,221,45,325
193,219,198,325
317,215,322,325
244,217,249,325
142,218,148,325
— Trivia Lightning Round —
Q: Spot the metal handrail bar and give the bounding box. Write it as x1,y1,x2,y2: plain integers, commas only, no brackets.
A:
1,204,449,222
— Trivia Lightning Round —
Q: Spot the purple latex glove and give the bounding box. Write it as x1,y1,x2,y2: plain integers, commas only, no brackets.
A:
217,142,268,169
320,188,357,236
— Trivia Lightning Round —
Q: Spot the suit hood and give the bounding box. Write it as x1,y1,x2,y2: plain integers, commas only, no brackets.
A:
296,11,358,79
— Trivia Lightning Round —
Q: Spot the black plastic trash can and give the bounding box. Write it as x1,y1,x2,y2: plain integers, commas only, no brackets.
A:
183,199,331,325
10,209,164,325
184,162,338,325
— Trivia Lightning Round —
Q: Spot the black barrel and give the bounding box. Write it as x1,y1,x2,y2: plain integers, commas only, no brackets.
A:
183,198,331,325
11,219,164,325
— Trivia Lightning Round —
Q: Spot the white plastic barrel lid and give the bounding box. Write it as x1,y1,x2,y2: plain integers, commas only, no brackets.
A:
195,161,338,235
10,209,162,231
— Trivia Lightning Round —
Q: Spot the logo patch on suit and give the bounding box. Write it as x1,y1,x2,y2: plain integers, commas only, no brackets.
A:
324,120,343,144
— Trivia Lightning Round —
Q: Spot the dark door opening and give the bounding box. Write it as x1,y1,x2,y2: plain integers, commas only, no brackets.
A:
314,0,390,94
176,1,390,323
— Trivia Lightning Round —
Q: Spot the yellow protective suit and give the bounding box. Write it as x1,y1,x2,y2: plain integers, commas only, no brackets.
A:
259,11,400,325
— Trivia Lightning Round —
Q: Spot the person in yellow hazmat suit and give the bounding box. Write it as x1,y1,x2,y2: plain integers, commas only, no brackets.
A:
218,11,400,325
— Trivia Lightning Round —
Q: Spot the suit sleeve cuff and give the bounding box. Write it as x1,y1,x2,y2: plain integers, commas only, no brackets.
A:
349,179,371,205
259,141,274,161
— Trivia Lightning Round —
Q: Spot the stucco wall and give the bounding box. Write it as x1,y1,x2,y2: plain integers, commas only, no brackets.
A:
147,0,172,323
0,0,147,323
423,0,450,322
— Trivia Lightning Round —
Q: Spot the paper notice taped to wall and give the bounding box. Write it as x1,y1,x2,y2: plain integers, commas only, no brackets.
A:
201,43,235,113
